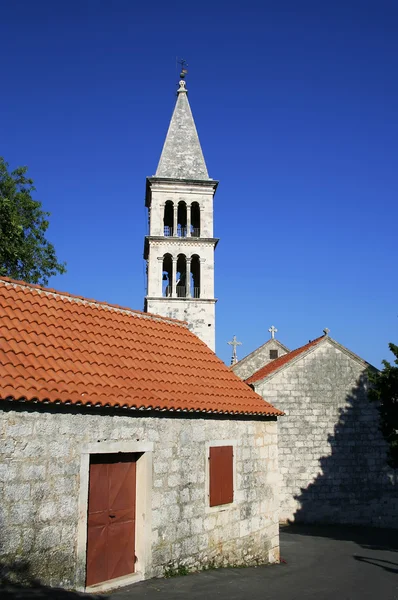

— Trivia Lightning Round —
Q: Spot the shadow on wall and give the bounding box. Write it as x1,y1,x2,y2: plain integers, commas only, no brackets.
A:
292,373,398,528
0,559,103,600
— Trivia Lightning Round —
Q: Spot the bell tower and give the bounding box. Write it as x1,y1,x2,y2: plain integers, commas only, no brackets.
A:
144,76,218,351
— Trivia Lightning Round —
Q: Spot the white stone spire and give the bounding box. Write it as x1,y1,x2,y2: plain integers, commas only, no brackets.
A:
155,80,209,180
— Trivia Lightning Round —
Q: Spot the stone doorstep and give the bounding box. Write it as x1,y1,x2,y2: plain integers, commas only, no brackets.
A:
84,571,144,593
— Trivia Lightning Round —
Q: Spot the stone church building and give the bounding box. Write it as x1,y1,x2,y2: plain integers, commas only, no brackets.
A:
232,329,397,529
0,277,281,591
0,75,283,592
1,68,397,596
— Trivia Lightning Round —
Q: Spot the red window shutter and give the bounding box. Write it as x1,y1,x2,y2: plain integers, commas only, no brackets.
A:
209,446,233,507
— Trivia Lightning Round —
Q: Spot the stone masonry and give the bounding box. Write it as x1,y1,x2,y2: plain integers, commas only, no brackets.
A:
144,79,218,351
145,179,217,350
233,339,290,381
253,340,398,528
0,404,279,589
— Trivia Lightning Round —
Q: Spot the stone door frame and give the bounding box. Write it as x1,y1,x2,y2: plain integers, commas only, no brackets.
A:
76,440,153,592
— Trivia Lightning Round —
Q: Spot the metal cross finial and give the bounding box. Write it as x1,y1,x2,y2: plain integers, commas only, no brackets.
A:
323,328,330,336
268,325,278,339
228,335,242,365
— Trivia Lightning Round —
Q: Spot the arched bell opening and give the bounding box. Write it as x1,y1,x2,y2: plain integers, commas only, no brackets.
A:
162,253,173,297
190,255,200,298
177,201,187,237
191,202,200,237
163,201,174,236
176,254,187,297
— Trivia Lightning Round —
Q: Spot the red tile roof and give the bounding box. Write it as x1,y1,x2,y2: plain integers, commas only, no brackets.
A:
246,336,325,385
0,277,282,417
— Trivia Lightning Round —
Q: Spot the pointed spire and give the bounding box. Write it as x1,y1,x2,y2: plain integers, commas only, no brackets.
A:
155,80,209,180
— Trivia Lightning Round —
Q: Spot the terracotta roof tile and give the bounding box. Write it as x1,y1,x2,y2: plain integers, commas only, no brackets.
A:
246,336,325,384
0,277,282,417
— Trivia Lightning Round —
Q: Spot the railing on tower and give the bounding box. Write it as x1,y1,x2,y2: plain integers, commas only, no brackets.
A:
163,286,200,298
177,225,187,237
163,226,200,237
164,226,173,237
176,286,186,297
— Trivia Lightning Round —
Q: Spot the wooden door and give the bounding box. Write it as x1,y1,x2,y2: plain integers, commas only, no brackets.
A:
86,453,137,587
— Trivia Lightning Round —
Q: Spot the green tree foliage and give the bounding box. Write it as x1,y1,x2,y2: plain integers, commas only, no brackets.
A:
368,343,398,469
0,157,66,285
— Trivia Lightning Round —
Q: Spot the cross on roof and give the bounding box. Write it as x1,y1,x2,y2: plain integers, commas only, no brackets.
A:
227,335,242,365
268,325,278,339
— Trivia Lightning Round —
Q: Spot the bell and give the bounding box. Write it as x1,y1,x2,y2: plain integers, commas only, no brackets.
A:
162,274,168,281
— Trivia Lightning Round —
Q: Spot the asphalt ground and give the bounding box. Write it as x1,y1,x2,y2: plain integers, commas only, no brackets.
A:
112,524,398,600
2,524,397,599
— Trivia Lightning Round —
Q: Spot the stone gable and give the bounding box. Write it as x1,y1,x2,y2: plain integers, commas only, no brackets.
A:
233,339,290,381
252,339,397,528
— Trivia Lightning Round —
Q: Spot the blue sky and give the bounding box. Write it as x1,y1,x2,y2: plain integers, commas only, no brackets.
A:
1,0,397,367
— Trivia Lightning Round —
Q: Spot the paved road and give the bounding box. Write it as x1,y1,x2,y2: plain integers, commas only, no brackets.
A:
2,524,397,599
113,524,398,600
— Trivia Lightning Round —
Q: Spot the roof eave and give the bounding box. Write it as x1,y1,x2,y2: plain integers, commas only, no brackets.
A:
0,396,283,418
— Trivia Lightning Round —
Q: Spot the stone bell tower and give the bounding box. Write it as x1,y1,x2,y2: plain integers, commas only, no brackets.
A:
144,76,218,351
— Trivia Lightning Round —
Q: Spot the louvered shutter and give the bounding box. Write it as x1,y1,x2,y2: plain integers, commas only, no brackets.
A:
209,446,233,507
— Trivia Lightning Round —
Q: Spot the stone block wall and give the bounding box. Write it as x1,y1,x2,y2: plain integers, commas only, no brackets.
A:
233,340,289,380
147,297,216,351
148,180,215,239
146,240,215,299
145,179,217,350
0,404,279,588
255,341,398,528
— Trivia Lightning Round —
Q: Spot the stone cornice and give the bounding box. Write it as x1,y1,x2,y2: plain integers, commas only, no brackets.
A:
144,236,219,260
146,236,219,246
146,296,217,304
145,177,218,207
147,176,219,189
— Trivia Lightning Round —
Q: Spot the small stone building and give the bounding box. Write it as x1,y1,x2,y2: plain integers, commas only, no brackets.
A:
0,277,282,592
233,331,398,528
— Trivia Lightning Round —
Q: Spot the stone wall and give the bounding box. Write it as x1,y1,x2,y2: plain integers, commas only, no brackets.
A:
0,404,279,589
254,340,398,528
145,180,217,351
148,180,215,239
146,297,216,350
233,340,289,381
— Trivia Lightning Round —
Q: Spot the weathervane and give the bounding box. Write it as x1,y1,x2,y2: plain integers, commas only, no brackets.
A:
177,58,188,79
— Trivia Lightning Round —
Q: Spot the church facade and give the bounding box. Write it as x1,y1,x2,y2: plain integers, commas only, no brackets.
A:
144,78,218,351
233,331,398,528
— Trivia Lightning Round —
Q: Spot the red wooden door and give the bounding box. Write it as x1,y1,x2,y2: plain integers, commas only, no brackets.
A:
86,453,137,587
